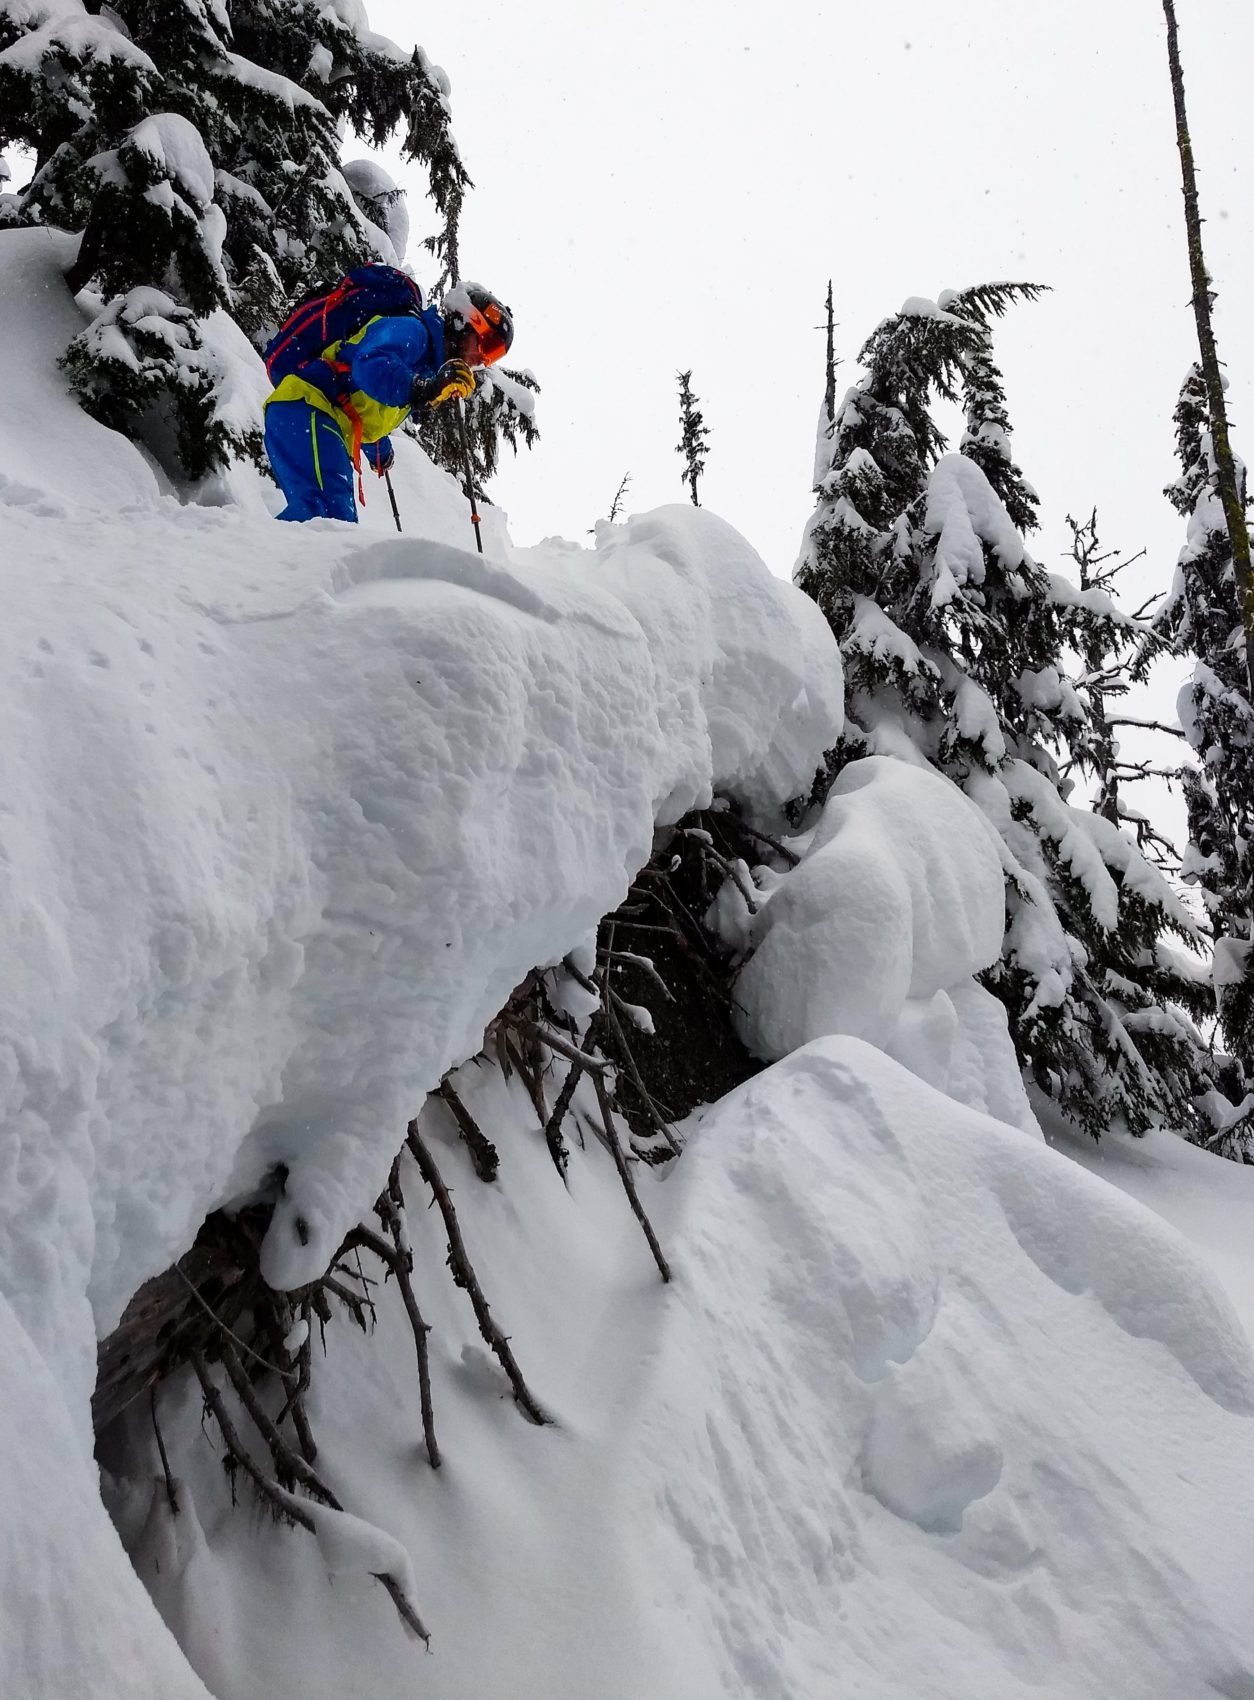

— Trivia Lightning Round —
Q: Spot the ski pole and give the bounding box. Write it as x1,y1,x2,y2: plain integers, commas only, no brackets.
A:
385,469,402,533
455,398,484,555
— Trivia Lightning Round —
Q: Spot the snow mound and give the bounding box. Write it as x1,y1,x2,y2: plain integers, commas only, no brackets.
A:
0,229,160,510
646,1041,1254,1698
0,1296,212,1699
124,1040,1254,1700
591,505,843,814
736,755,1034,1129
0,217,850,1693
2,491,840,1395
342,156,409,262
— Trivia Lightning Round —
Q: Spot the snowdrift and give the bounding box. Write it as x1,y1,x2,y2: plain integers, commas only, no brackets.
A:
4,226,1254,1698
735,753,1039,1132
104,1039,1254,1700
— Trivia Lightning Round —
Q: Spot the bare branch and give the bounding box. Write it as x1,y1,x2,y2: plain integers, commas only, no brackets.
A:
602,990,681,1153
190,1349,316,1531
560,955,600,999
520,1021,608,1074
1107,716,1187,739
590,1071,671,1283
405,1122,550,1425
150,1386,178,1518
217,1341,339,1508
171,1262,292,1380
725,816,800,867
681,829,759,913
541,1060,581,1181
436,1077,499,1182
379,1173,440,1469
598,948,675,1004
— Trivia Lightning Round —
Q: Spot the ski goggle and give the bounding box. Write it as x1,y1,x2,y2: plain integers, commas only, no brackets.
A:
467,301,510,366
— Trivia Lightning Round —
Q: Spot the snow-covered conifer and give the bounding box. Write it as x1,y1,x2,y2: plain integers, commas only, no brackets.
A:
1159,364,1254,1150
0,0,469,475
1062,509,1186,864
54,111,248,475
343,156,410,266
797,286,1213,1137
415,364,540,498
608,471,631,523
676,369,709,506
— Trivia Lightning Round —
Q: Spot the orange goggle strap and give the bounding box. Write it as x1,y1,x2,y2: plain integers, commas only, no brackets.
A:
466,302,509,366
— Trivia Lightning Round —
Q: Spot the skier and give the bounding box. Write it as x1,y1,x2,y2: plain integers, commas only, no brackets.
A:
262,276,514,523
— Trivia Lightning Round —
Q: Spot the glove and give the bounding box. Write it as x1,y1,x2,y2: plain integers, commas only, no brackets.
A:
412,358,476,411
365,439,395,474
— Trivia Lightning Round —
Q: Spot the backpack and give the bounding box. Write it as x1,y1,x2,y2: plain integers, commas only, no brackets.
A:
263,265,423,385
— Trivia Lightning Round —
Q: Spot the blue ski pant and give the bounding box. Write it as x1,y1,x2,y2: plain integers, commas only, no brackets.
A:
264,400,358,523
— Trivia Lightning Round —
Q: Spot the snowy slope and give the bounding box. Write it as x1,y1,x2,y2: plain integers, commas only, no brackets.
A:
1052,1117,1254,1344
5,226,1254,1700
106,1042,1254,1700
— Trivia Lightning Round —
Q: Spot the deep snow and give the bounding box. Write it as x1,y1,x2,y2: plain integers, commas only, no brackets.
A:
1051,1113,1254,1345
105,1041,1254,1700
4,225,1254,1699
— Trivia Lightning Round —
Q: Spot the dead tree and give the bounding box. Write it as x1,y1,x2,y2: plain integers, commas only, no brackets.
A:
1064,510,1183,870
822,280,839,430
1161,0,1254,697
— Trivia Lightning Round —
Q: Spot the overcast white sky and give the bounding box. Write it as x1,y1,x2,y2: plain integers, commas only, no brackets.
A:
368,0,1254,851
369,0,1254,590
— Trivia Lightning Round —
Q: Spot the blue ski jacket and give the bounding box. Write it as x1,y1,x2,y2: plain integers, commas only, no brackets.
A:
264,306,447,468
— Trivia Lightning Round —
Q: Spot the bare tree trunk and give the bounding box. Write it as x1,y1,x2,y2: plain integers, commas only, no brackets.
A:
823,280,837,428
1073,512,1120,824
1162,0,1254,697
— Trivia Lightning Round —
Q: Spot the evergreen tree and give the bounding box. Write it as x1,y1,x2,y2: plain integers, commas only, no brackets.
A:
0,0,469,477
56,110,239,476
415,364,539,500
797,285,1213,1137
1062,509,1183,869
342,156,410,268
676,369,709,506
607,471,632,524
1159,364,1254,1153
